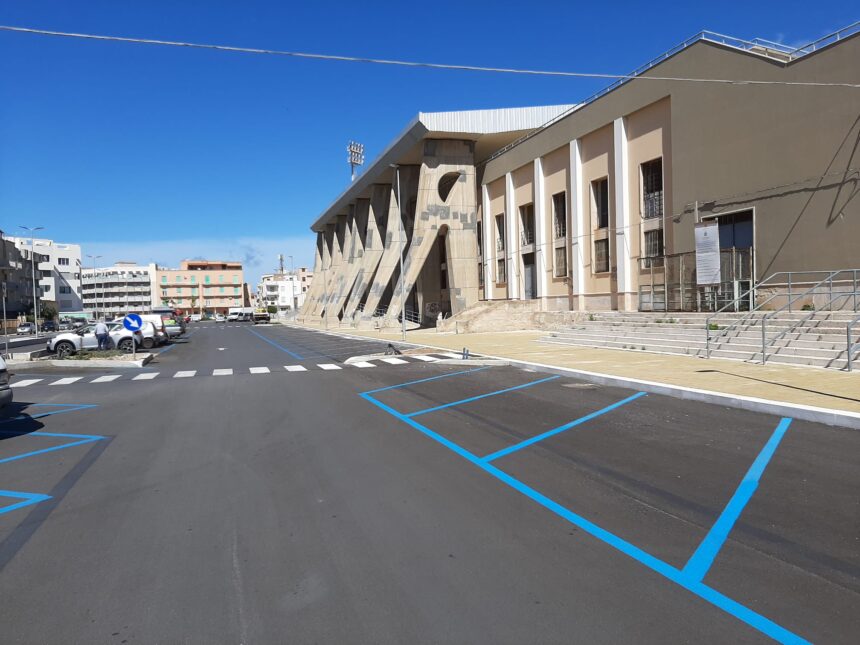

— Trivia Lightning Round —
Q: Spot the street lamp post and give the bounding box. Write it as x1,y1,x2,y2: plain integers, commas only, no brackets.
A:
19,225,44,338
86,254,103,320
390,165,406,341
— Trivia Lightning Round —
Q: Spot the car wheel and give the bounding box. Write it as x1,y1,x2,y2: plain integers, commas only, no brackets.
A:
142,338,155,350
117,338,134,353
55,341,76,358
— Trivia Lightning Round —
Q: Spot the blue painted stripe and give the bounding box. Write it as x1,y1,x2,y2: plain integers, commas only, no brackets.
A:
406,375,559,417
482,391,647,462
682,417,793,583
362,366,490,395
0,437,103,465
0,404,99,427
0,490,52,516
361,392,806,644
245,327,303,359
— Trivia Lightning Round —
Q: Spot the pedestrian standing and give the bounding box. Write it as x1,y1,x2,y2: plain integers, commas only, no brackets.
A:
95,319,110,351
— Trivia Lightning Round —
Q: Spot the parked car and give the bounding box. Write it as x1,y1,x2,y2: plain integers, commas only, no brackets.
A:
72,319,89,329
139,315,171,346
46,322,143,358
162,317,183,338
190,314,202,322
0,356,11,409
214,313,226,323
16,322,36,335
40,320,58,332
227,312,239,321
58,321,73,331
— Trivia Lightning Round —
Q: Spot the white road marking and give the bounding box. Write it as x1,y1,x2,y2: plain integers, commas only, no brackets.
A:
10,379,42,388
439,352,465,359
249,367,270,374
317,364,341,370
133,372,159,380
217,348,227,351
51,377,82,385
379,357,407,365
351,361,376,368
213,369,233,376
91,375,121,383
284,365,307,372
411,355,438,362
174,370,196,378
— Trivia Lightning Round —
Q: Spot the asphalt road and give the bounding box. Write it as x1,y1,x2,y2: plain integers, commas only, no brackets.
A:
0,321,857,643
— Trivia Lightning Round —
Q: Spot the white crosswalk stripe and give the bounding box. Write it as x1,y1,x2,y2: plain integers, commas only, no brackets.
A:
351,361,376,368
411,355,439,362
133,372,159,380
379,357,408,365
10,379,42,388
249,367,270,374
91,375,121,383
174,371,196,378
317,364,341,370
51,377,82,385
285,365,307,372
213,369,233,376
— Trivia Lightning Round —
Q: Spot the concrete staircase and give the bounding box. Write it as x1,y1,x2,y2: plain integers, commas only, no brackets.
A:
541,311,860,369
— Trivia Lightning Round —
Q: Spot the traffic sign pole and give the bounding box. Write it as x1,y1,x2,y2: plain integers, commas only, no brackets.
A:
122,313,143,360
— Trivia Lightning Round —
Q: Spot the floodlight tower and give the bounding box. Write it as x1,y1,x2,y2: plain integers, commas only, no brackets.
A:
347,141,365,181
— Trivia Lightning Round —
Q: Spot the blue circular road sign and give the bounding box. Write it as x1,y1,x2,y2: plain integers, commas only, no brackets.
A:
123,313,143,332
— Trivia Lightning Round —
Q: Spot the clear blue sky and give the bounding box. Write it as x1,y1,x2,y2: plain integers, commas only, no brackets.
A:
0,1,855,284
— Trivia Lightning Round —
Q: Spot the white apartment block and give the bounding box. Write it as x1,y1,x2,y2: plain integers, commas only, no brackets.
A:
7,236,83,312
81,262,158,319
256,268,313,315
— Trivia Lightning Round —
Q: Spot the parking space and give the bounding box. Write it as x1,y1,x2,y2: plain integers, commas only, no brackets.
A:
361,365,860,644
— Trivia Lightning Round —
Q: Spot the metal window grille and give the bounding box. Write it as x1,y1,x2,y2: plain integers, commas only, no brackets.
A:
554,246,567,278
497,259,506,283
642,159,663,220
593,179,609,229
553,193,567,238
594,239,610,273
495,215,505,251
520,204,535,246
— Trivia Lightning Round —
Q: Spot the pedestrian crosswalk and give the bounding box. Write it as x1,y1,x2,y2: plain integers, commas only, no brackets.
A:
8,353,458,388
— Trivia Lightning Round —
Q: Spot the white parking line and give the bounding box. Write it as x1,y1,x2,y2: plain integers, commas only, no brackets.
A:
285,365,307,372
213,369,233,376
133,372,159,380
51,377,82,385
410,355,439,362
317,364,341,370
379,357,408,365
249,367,270,374
10,379,42,388
174,371,196,378
91,375,121,383
351,361,376,368
439,352,464,359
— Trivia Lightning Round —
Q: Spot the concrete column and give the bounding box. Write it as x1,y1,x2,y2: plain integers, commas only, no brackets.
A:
299,232,325,318
481,184,492,300
534,157,548,299
343,188,387,319
614,117,633,310
505,172,519,299
569,139,586,309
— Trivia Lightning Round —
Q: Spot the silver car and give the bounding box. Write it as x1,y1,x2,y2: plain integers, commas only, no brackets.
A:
47,322,142,358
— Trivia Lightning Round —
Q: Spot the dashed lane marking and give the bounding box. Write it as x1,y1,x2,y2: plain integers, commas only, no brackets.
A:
317,364,342,370
249,367,270,374
379,357,408,365
10,379,43,388
213,369,233,376
284,365,307,372
51,377,82,386
174,371,196,378
133,372,159,380
410,355,439,362
351,361,376,368
91,375,121,383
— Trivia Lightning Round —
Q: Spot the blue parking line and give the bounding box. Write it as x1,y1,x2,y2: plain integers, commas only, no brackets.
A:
682,417,793,583
359,387,806,644
481,391,647,462
363,366,491,395
406,375,559,418
0,436,103,465
0,404,99,426
0,490,52,516
245,327,303,359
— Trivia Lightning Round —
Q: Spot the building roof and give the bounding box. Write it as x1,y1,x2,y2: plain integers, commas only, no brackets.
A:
310,104,576,232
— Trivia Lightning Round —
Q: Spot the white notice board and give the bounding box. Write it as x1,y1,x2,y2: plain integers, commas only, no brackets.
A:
695,221,721,285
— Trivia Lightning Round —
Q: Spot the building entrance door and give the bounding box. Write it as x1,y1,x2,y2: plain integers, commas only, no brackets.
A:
523,253,537,300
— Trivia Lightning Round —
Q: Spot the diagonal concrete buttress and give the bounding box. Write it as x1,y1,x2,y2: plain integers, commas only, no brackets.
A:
327,201,369,322
298,232,325,319
343,186,388,320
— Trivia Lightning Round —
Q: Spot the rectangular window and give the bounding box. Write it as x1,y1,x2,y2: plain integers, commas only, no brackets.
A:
519,204,535,246
219,275,224,283
554,246,567,278
476,221,483,258
59,286,71,294
58,257,70,266
219,286,225,294
496,258,506,284
644,229,664,258
204,275,210,284
233,287,239,295
43,284,51,292
232,275,239,284
592,178,609,229
161,289,168,297
495,214,505,252
176,287,182,295
641,158,663,220
552,193,567,238
161,276,167,283
191,287,198,296
478,263,484,289
594,239,610,273
191,275,196,283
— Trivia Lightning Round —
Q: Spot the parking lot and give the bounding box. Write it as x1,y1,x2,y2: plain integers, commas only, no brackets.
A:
1,323,857,643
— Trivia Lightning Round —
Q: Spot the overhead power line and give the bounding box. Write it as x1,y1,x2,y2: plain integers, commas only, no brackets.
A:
1,24,859,89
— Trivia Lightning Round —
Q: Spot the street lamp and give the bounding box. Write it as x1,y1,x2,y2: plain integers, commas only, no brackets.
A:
390,164,406,341
19,225,44,338
86,254,103,320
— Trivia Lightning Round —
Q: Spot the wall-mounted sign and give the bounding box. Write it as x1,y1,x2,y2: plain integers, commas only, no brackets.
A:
695,221,721,286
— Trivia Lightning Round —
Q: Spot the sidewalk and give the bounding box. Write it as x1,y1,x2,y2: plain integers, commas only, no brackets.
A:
291,320,860,419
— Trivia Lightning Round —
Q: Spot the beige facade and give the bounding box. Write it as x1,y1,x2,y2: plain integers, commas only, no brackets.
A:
155,260,245,314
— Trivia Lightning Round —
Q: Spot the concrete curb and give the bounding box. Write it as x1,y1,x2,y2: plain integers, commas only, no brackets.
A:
294,323,860,430
8,354,154,369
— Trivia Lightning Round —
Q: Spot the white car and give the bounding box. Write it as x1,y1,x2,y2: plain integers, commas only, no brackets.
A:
190,314,202,322
214,314,226,323
47,322,143,358
0,356,11,409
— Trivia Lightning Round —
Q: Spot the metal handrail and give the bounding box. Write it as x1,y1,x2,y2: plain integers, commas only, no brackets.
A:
848,313,860,372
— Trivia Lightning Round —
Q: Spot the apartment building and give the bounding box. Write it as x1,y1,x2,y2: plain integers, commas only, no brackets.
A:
81,262,158,319
5,236,82,312
156,260,245,315
301,22,860,325
256,267,314,315
0,232,36,317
